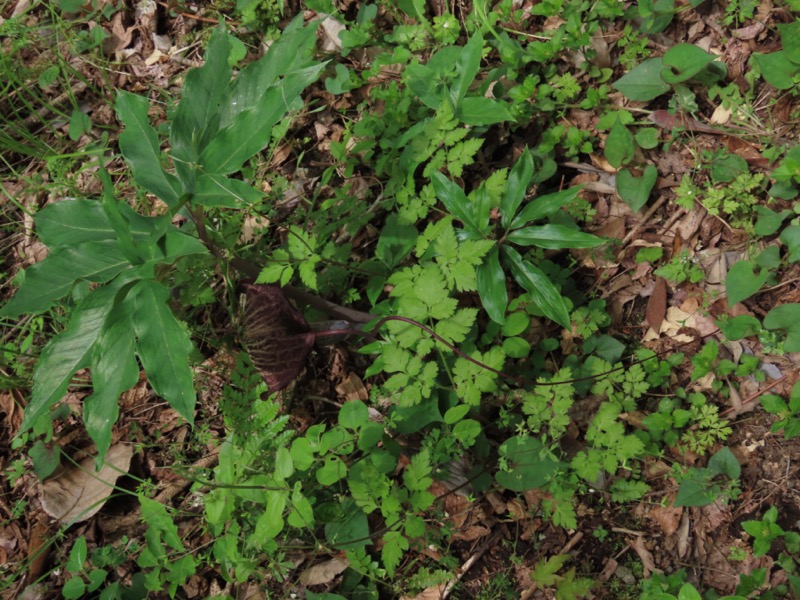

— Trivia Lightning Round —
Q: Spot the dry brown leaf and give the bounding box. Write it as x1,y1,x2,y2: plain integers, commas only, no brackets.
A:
629,536,660,577
26,516,52,581
452,525,491,542
320,16,346,52
298,557,349,586
40,443,133,525
402,584,448,600
647,277,667,332
647,503,682,536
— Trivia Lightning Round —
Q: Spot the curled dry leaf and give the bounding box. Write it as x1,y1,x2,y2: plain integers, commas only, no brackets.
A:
40,443,133,525
241,284,316,392
298,557,349,586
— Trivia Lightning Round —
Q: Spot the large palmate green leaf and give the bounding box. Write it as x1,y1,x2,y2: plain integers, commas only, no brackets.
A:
171,28,232,187
83,301,139,461
130,280,196,423
476,246,507,324
199,65,325,176
20,285,120,432
503,246,570,328
116,91,182,207
218,19,318,129
0,240,129,318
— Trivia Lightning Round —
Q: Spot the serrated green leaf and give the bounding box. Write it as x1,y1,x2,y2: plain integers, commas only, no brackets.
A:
500,148,534,228
381,531,409,578
506,224,604,249
115,91,181,206
503,246,570,328
20,285,118,432
84,301,139,461
0,241,129,318
130,280,196,423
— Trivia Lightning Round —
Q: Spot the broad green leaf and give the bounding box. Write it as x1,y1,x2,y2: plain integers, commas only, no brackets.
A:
450,32,482,106
20,285,118,431
763,303,800,352
779,21,800,63
430,172,481,233
752,51,797,90
324,499,369,550
130,280,196,423
604,117,635,168
66,536,88,573
458,97,514,126
477,246,508,324
496,435,561,491
149,229,208,265
115,91,181,206
717,314,761,340
707,447,740,480
218,18,319,129
36,199,116,247
192,173,263,208
99,168,139,264
617,165,658,212
339,401,369,429
376,213,418,269
139,496,184,550
84,301,139,461
503,246,570,328
613,58,670,101
506,224,604,249
500,148,534,228
36,196,161,250
199,64,324,175
726,260,769,307
509,187,581,229
171,28,232,186
661,44,716,84
0,241,129,318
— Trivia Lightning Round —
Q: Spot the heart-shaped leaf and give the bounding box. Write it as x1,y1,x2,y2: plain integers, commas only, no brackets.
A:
241,284,315,392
